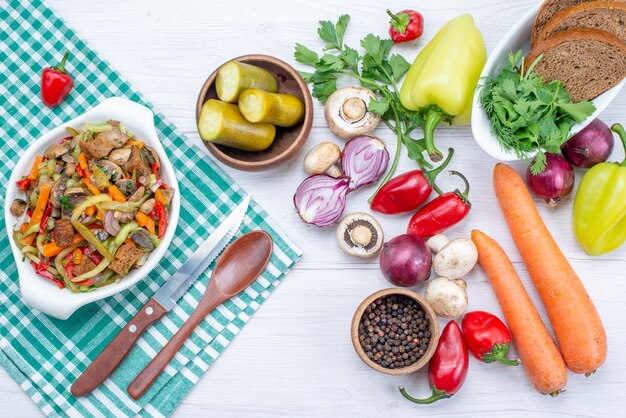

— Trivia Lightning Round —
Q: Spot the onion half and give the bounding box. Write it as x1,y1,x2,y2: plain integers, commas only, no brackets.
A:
293,175,350,227
341,135,389,191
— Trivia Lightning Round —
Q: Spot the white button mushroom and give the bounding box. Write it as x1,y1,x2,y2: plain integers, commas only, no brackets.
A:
303,141,342,177
324,87,381,139
433,237,478,278
426,233,450,254
336,212,384,258
424,277,468,318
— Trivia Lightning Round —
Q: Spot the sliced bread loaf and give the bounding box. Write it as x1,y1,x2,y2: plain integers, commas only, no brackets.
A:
526,28,626,102
531,0,599,45
538,1,626,44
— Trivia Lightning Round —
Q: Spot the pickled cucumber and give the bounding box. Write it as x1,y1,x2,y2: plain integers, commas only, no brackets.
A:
215,61,278,103
198,99,276,152
238,89,305,127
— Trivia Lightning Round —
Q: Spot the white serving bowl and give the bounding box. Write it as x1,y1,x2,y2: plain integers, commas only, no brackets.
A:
471,2,626,161
4,97,181,320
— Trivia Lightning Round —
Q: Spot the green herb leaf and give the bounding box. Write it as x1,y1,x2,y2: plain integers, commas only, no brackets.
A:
530,151,546,175
388,54,410,82
368,97,390,115
558,101,596,123
294,43,319,66
320,54,345,72
59,195,74,211
335,14,350,48
298,71,314,83
340,46,360,73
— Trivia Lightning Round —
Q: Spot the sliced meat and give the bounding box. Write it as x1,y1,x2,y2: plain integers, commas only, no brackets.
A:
80,129,128,160
10,199,28,217
109,244,143,277
124,146,151,177
73,257,97,277
53,219,75,247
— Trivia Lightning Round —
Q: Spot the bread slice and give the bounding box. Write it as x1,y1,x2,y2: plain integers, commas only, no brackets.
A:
530,0,625,45
526,28,626,102
538,1,626,44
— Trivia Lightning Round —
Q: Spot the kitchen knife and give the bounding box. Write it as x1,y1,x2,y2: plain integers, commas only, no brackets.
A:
71,196,250,397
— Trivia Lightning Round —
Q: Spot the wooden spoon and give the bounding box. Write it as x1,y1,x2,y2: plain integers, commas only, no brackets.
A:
127,230,273,399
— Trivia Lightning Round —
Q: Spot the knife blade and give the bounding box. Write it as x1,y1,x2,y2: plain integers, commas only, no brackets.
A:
71,196,250,397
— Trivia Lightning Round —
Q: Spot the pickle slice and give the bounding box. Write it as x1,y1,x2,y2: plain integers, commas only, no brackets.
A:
198,99,276,152
215,61,278,103
238,89,305,127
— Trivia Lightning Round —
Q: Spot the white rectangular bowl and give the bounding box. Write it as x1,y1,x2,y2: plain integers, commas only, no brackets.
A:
4,97,181,319
471,3,625,161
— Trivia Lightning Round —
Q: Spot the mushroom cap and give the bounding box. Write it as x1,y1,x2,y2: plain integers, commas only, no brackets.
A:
324,87,381,139
303,141,342,175
336,212,384,258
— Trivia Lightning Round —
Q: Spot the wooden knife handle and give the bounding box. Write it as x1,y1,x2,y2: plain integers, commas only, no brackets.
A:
127,294,222,399
71,298,167,397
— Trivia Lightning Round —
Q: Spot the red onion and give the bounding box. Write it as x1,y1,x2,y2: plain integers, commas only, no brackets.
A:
103,210,121,236
526,153,574,208
379,234,432,287
294,174,350,227
341,135,389,191
561,119,614,168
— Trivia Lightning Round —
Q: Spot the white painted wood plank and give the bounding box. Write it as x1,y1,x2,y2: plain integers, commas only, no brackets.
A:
1,0,625,416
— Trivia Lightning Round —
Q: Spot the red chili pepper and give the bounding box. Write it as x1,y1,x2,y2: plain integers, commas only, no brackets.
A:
151,161,160,178
387,9,424,44
41,51,74,107
31,259,64,289
461,311,520,366
154,200,167,239
16,177,32,191
400,321,468,404
370,151,453,214
38,201,53,235
76,165,86,178
407,171,471,238
83,247,103,265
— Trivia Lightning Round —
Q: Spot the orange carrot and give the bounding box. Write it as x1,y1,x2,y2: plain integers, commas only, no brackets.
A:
493,163,606,375
472,229,567,395
154,188,166,205
84,205,96,217
124,140,144,148
78,152,88,170
135,212,155,235
72,248,83,265
108,185,126,202
28,156,43,180
42,234,84,257
83,177,100,195
20,183,52,246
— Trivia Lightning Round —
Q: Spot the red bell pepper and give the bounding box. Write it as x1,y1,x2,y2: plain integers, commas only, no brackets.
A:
399,321,468,404
41,51,74,107
387,9,424,44
151,161,160,178
461,311,520,366
16,177,32,191
407,171,471,238
64,254,75,281
370,150,453,214
154,201,167,239
38,201,53,235
83,246,103,265
31,259,64,289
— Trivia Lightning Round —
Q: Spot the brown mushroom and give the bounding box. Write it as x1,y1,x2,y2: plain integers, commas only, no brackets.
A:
107,148,132,166
10,199,28,217
44,143,70,159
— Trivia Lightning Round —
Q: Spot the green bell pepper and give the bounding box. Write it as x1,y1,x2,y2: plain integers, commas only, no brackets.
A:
573,124,626,255
399,14,486,161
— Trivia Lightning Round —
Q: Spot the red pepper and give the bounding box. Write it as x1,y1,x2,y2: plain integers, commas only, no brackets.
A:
64,254,75,281
75,277,94,287
400,321,468,404
151,161,160,178
407,171,471,238
461,311,520,366
76,165,86,178
31,259,64,289
16,177,32,191
41,51,74,107
38,201,53,235
154,200,167,239
370,150,453,214
387,9,424,44
83,247,103,265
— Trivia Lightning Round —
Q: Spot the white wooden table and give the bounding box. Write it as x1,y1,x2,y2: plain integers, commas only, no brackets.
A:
2,1,625,416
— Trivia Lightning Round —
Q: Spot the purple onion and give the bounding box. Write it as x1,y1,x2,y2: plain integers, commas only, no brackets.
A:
379,234,432,287
103,210,121,236
561,119,614,168
293,174,350,227
341,135,389,191
526,153,574,208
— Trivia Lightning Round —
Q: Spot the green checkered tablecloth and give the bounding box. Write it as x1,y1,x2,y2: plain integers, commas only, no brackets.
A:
0,1,302,417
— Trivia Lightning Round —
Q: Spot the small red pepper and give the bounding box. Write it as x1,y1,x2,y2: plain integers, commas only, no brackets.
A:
65,253,75,281
151,161,160,178
370,150,453,214
461,311,520,366
387,9,424,44
400,321,468,404
41,51,74,107
16,177,32,191
83,247,103,265
38,201,53,235
407,171,471,238
31,259,64,289
75,277,94,287
76,165,86,178
154,200,167,239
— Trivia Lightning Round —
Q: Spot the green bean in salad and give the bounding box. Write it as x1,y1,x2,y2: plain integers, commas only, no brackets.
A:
10,120,174,292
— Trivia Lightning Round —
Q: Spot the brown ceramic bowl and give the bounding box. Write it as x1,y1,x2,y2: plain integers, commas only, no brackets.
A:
195,54,313,171
351,288,440,375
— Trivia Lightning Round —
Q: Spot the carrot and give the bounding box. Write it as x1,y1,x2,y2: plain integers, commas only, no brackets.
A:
493,163,606,375
108,185,126,202
135,212,156,235
20,183,52,246
154,188,166,205
84,205,96,217
471,229,567,395
28,156,43,180
78,152,88,170
42,234,84,257
124,140,144,148
83,177,100,196
72,248,83,265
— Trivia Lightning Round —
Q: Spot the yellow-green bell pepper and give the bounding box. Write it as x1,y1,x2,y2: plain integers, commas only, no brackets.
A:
400,14,486,161
573,124,626,255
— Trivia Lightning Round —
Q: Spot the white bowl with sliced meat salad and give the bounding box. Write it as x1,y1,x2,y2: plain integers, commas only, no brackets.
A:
472,0,626,162
5,97,180,320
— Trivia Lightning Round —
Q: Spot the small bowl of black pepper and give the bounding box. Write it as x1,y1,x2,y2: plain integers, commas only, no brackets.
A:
351,288,440,375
